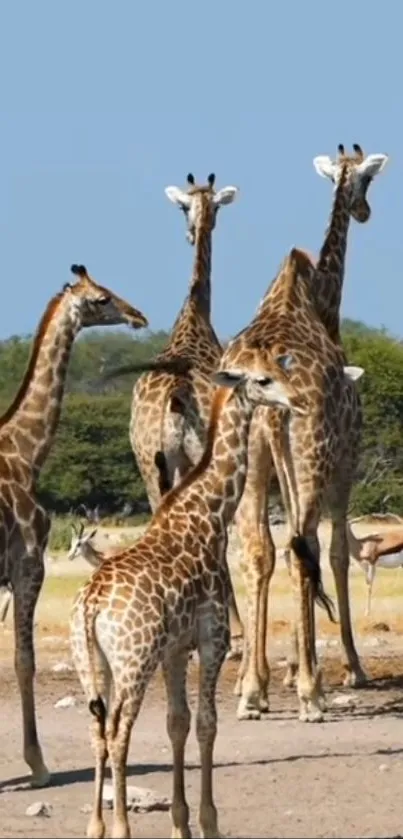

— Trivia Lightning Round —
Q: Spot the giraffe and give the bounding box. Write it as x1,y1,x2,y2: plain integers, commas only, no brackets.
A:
0,264,148,787
120,172,244,653
219,238,383,722
70,350,314,839
280,144,389,694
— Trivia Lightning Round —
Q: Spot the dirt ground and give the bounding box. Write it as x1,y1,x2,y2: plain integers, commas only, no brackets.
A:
1,518,403,838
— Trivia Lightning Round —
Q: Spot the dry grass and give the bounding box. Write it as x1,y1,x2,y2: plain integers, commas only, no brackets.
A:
2,517,403,651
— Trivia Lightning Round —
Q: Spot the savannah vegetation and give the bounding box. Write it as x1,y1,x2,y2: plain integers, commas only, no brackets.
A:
0,319,402,550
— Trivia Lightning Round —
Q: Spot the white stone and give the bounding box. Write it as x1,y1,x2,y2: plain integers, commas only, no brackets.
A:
379,763,390,772
52,662,73,673
102,783,170,812
364,636,380,647
331,693,356,708
25,801,52,817
54,694,76,708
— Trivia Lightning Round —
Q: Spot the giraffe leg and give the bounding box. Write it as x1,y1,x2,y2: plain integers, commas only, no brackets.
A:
226,579,244,661
86,712,108,839
196,618,228,839
107,700,134,839
280,547,299,688
14,561,50,787
289,519,326,723
283,623,299,687
162,650,192,839
233,423,274,720
0,587,12,624
328,512,367,687
291,553,323,722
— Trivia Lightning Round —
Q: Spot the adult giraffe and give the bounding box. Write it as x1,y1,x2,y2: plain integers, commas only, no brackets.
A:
0,265,148,786
223,144,388,721
122,173,243,652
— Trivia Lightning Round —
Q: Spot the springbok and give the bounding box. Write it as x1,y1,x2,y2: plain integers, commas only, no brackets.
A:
346,520,403,616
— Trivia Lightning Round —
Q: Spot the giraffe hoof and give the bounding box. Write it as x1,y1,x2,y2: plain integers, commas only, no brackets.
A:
86,817,106,839
237,698,261,721
30,767,51,788
343,668,367,688
308,708,324,723
318,694,328,712
171,827,192,838
259,696,269,713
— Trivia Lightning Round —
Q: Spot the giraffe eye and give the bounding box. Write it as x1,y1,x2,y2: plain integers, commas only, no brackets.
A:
97,296,111,306
255,376,272,386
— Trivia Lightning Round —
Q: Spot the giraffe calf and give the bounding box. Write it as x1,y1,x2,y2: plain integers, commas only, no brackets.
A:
70,353,323,839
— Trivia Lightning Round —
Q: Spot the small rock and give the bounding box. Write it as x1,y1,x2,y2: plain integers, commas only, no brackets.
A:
372,622,390,633
284,809,294,816
80,804,92,814
379,763,390,772
26,801,52,817
331,694,356,708
364,636,380,647
52,662,73,673
102,784,170,813
43,635,62,645
54,694,76,709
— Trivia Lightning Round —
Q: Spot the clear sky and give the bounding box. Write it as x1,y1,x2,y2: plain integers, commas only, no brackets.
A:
0,0,400,343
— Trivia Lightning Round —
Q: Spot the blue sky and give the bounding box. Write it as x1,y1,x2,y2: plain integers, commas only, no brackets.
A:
0,0,400,342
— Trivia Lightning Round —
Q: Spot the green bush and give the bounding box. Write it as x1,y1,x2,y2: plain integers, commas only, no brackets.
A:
0,322,402,517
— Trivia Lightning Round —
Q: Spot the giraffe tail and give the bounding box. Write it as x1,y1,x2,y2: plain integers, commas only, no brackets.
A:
82,593,107,725
154,450,172,495
89,696,106,734
101,357,194,382
290,534,337,624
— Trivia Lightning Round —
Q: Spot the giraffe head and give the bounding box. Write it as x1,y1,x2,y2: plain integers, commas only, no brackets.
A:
213,352,308,415
165,173,238,245
65,265,149,329
313,144,388,222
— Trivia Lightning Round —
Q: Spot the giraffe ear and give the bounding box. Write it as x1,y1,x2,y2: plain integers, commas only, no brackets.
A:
344,365,365,382
275,354,294,372
356,154,388,179
165,186,192,209
313,156,335,180
212,370,244,389
213,186,239,207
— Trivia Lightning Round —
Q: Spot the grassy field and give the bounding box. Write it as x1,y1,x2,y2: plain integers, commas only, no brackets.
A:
2,515,403,650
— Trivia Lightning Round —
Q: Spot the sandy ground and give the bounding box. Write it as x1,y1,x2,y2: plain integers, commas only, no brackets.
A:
1,518,403,839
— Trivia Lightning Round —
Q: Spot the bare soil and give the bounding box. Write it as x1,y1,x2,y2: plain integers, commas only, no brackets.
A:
1,519,403,838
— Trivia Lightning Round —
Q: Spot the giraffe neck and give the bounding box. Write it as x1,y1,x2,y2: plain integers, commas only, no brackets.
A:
0,293,81,475
159,388,253,529
188,219,212,317
312,169,352,341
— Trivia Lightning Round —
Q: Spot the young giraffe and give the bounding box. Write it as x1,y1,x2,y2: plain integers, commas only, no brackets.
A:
118,173,243,652
220,238,383,722
70,351,312,839
0,265,148,787
281,144,389,694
